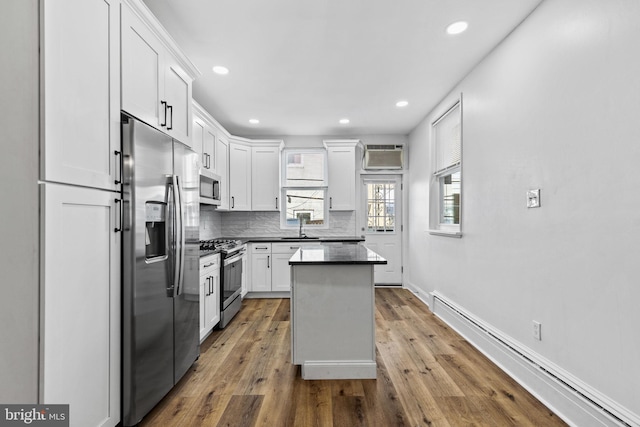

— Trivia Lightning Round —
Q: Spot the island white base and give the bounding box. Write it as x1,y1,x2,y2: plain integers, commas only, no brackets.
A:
291,264,376,380
301,360,377,380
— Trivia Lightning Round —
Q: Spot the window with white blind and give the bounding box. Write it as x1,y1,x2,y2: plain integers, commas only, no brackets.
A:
430,98,462,235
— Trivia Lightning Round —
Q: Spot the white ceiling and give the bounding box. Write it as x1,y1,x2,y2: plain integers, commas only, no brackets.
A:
143,0,542,137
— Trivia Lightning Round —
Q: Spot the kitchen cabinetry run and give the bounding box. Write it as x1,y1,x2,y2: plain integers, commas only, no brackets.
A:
325,140,359,211
229,140,252,210
41,183,120,427
199,253,220,341
121,0,199,145
249,242,321,294
251,144,281,211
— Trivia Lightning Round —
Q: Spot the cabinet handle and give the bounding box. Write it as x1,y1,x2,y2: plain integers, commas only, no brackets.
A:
267,255,270,269
167,105,173,130
290,246,299,250
256,246,268,250
114,199,122,232
114,150,123,185
209,276,213,294
275,197,278,210
231,196,235,209
160,101,167,127
329,197,333,209
207,153,211,169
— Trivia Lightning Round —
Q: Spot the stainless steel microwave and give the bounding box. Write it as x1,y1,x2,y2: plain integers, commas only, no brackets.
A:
200,170,221,205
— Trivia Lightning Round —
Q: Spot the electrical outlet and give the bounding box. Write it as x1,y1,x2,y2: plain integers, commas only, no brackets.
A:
532,321,542,341
527,189,541,208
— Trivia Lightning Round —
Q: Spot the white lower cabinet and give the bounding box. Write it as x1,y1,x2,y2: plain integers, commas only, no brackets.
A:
200,253,220,341
41,183,120,427
250,243,272,292
249,242,320,294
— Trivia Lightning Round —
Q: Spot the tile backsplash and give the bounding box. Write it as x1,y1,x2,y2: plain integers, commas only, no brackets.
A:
199,207,358,240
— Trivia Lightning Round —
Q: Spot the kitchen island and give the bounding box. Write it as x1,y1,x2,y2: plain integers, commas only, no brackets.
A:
289,244,386,380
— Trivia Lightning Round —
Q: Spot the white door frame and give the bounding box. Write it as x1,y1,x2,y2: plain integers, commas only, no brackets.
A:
358,174,403,285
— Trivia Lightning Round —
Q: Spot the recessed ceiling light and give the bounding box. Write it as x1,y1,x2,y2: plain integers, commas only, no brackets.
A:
396,100,409,108
339,118,350,124
446,21,468,35
212,65,229,75
249,119,260,124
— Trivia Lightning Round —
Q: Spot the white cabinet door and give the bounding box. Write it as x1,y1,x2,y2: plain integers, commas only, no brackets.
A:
42,183,120,427
327,146,356,210
229,142,252,210
250,254,272,292
164,59,192,144
42,0,119,191
203,127,216,172
207,267,220,329
251,145,280,211
271,252,293,292
199,274,208,340
216,135,230,210
121,2,163,128
192,117,205,169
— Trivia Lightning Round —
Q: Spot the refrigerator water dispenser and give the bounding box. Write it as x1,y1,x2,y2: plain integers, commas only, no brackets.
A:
145,202,166,259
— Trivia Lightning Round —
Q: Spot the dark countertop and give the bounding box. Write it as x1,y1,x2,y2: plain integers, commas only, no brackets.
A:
236,236,365,244
289,244,387,265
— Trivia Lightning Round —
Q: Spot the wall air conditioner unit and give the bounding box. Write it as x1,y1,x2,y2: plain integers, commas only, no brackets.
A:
363,144,404,170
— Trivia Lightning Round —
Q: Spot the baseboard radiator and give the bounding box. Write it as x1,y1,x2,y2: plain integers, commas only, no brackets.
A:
411,288,639,427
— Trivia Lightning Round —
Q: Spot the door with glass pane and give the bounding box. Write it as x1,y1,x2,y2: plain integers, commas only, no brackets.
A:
360,176,402,285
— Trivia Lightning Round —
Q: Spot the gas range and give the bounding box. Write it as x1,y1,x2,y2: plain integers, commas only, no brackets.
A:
199,239,243,257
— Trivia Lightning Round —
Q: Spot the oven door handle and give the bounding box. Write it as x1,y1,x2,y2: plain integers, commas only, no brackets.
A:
223,252,245,266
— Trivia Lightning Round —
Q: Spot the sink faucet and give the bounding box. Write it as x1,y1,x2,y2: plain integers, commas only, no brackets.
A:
298,217,306,238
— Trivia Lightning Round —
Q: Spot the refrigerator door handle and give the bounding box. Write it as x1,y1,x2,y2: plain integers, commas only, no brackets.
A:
166,177,176,297
174,175,186,296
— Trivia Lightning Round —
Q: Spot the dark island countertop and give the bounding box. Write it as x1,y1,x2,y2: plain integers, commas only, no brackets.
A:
289,244,387,265
238,236,365,244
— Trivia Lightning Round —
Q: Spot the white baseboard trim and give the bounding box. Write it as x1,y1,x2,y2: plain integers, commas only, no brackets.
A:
428,291,639,427
404,280,433,309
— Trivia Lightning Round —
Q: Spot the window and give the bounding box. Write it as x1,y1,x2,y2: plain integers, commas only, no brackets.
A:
281,149,328,228
366,182,396,233
430,98,462,235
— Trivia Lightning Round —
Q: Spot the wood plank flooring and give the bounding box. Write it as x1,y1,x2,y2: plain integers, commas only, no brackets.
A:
139,288,566,426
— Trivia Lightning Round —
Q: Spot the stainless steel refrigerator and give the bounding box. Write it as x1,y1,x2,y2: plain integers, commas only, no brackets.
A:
121,113,200,426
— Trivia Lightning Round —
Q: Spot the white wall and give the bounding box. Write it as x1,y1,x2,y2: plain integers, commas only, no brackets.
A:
0,0,40,402
407,0,640,422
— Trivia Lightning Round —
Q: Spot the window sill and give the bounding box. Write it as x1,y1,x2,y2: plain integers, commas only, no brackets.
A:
428,229,462,238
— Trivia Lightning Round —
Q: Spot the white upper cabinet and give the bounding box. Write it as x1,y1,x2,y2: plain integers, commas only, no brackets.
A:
193,102,217,172
229,140,252,211
41,0,120,191
251,144,281,211
192,116,204,168
203,128,216,172
325,140,359,211
121,0,199,146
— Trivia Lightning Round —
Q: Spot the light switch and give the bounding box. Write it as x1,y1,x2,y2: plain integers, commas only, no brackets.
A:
527,189,540,208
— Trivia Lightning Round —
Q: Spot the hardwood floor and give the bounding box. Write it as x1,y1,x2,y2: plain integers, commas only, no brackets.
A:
139,288,566,426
